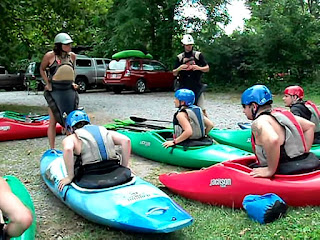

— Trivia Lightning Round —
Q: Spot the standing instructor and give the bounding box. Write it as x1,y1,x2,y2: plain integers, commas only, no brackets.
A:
173,34,209,116
40,32,79,149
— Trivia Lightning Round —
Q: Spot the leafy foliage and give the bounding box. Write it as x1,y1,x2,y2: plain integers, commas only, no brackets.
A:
207,0,320,92
2,0,320,93
0,0,112,70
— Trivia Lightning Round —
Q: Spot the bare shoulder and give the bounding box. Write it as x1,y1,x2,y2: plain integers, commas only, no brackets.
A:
69,52,76,61
252,115,271,136
44,51,55,58
41,51,55,65
62,134,76,144
176,111,188,120
251,120,262,137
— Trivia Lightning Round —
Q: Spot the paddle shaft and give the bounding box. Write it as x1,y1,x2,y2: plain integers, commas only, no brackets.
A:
130,116,172,123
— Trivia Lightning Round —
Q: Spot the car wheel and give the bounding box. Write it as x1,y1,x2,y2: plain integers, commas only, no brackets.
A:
135,79,146,93
76,78,87,93
113,86,123,94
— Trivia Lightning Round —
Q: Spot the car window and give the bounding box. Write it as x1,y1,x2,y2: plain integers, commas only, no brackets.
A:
108,60,126,70
76,59,92,67
103,59,111,65
96,59,104,65
142,62,154,71
35,63,41,75
151,62,166,71
26,64,33,74
0,68,5,74
130,61,140,70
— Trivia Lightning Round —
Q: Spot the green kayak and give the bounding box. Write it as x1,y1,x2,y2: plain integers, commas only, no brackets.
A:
3,175,36,240
112,50,153,60
209,128,320,158
116,128,253,168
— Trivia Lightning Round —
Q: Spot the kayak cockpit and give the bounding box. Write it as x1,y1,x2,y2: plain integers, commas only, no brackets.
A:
45,156,135,193
155,130,214,147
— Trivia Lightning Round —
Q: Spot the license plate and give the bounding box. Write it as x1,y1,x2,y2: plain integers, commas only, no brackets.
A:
112,74,117,78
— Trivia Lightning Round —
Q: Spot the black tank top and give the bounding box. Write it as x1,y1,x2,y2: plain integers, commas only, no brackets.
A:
48,54,74,80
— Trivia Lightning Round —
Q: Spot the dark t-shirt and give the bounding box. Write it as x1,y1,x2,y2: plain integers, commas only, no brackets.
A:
174,51,208,99
290,102,311,120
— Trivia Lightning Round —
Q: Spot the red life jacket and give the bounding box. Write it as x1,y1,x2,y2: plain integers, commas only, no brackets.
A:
305,100,320,132
305,100,320,117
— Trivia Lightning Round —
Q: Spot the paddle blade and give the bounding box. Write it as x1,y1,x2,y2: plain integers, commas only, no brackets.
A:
130,116,147,123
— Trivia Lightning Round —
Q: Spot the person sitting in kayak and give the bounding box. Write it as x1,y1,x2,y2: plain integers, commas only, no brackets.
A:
283,85,320,144
58,110,131,191
241,85,320,178
163,89,214,148
0,177,33,239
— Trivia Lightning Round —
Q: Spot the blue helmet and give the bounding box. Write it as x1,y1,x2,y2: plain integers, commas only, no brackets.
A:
175,89,195,106
241,85,273,106
65,110,90,132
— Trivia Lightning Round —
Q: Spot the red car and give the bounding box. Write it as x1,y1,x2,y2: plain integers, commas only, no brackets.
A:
104,58,175,93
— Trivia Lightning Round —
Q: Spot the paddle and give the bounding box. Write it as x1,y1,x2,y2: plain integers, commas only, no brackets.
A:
112,119,166,129
130,116,172,124
105,121,166,130
104,124,152,132
237,122,251,130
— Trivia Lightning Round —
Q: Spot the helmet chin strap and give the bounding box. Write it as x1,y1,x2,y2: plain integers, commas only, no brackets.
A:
251,104,260,120
291,95,299,105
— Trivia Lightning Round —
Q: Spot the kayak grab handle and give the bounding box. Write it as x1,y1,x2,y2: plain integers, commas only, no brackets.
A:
146,207,169,216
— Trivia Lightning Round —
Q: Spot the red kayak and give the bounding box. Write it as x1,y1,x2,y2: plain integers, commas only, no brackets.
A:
159,155,320,208
0,117,62,141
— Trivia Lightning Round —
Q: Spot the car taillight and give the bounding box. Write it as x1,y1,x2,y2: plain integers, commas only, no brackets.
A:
124,70,131,77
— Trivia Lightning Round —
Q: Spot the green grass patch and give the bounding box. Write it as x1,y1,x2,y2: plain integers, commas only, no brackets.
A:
2,103,320,239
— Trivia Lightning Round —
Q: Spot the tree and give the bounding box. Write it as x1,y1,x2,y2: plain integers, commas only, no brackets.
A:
0,0,112,70
245,0,320,87
93,0,229,68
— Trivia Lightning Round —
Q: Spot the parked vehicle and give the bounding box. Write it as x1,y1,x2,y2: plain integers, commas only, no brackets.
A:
0,66,25,91
24,62,45,93
24,56,111,94
104,58,175,94
75,55,111,93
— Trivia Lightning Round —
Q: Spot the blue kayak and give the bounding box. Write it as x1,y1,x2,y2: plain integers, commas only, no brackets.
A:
40,150,193,233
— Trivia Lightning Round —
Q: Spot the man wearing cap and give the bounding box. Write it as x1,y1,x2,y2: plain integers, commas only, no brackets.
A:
173,34,210,116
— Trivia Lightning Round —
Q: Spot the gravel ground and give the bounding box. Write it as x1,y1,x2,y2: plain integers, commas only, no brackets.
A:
0,89,248,239
0,89,248,129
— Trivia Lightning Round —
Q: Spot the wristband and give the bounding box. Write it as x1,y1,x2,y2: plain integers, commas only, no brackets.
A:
173,139,177,145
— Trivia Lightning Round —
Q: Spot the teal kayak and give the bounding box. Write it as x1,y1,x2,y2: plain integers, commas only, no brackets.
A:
3,175,36,240
116,128,253,168
208,128,320,158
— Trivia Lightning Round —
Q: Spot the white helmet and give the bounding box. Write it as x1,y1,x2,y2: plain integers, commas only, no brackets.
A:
54,33,73,44
181,34,194,45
